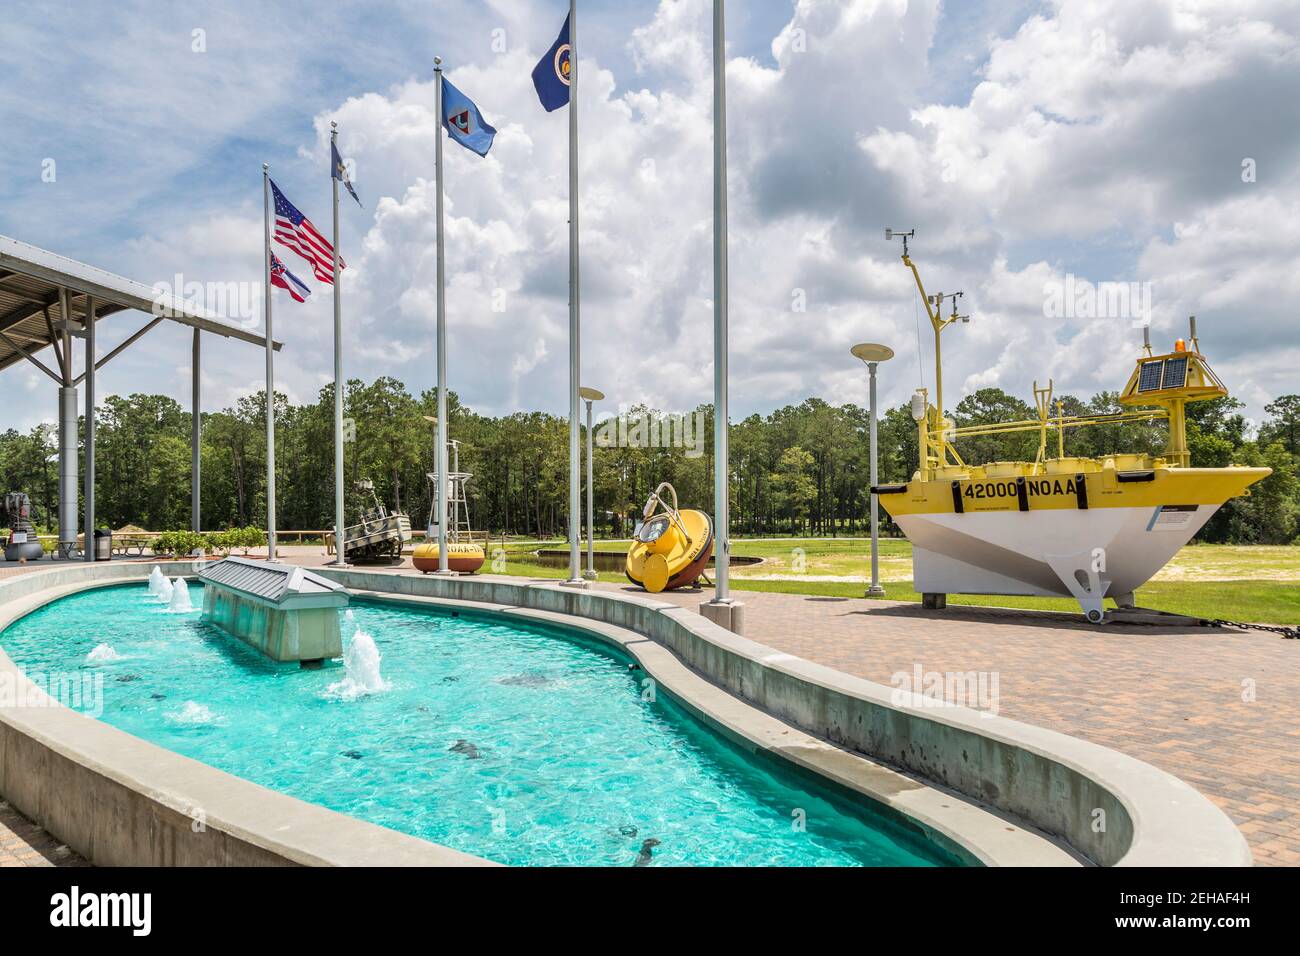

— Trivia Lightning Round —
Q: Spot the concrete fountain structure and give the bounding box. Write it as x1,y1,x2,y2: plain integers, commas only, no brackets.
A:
197,557,350,666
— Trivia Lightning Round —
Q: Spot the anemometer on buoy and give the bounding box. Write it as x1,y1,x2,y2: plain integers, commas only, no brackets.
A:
884,226,914,256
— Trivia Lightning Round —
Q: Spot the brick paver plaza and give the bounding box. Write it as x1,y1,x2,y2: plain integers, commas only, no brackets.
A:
1,552,1296,865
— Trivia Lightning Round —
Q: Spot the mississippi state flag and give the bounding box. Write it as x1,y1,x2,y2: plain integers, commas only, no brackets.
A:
270,252,311,303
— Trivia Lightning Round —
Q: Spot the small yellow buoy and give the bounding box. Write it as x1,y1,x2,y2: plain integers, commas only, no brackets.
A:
625,482,714,593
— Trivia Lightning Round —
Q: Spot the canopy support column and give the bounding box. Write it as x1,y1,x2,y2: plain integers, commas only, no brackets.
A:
192,327,201,532
58,385,77,557
83,296,96,562
56,287,77,559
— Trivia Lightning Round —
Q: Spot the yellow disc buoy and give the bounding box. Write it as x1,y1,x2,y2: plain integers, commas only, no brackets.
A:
625,482,714,593
641,553,670,593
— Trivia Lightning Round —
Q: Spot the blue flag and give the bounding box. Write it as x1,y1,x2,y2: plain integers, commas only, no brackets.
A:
531,13,571,112
441,76,497,157
331,140,361,207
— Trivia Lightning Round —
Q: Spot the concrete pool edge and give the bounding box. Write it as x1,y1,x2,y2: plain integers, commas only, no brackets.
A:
0,561,1251,867
314,568,1250,867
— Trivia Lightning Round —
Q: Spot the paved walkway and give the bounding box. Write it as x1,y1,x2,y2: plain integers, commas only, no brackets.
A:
0,801,87,867
2,550,1297,865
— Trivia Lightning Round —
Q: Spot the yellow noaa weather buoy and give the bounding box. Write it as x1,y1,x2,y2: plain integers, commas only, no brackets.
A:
414,433,486,574
413,541,485,574
625,483,713,593
872,231,1270,624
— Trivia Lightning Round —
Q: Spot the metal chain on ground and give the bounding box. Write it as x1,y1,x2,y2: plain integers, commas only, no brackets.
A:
1212,619,1300,639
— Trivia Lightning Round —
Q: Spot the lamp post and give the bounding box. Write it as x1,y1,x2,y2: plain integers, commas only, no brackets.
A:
851,343,895,598
700,0,745,635
578,386,604,580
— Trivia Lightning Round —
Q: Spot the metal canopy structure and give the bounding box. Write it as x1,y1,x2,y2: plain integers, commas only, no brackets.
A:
0,234,283,561
0,234,277,371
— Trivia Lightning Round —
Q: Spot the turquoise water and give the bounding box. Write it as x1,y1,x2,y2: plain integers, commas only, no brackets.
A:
0,583,963,867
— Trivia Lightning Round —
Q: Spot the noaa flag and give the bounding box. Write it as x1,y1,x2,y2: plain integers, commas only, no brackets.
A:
441,77,497,157
531,13,571,112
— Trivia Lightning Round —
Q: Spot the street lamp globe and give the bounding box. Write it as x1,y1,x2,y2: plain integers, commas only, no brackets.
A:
851,343,895,365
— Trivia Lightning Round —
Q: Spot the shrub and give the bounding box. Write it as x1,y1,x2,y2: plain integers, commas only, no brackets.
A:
151,530,209,556
204,529,235,556
236,526,266,554
184,531,209,555
151,527,265,557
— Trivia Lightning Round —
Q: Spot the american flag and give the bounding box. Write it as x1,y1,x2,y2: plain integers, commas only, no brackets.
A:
270,179,345,284
269,253,311,303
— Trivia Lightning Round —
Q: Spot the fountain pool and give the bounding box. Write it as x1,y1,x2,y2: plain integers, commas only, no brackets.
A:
0,583,967,867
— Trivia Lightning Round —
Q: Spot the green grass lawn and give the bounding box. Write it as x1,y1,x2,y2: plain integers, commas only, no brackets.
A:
487,537,1299,625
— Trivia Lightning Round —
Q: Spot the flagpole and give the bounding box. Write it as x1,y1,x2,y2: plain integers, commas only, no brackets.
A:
331,122,347,567
564,0,584,587
713,2,729,603
262,162,278,562
434,57,450,575
706,0,740,630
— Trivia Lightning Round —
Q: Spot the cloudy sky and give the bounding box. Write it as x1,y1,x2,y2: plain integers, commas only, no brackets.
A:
2,0,1297,434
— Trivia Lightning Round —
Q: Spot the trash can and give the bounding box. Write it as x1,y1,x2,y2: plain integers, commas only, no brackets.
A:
93,528,112,561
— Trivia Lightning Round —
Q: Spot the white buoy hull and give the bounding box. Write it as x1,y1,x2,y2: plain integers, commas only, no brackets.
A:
897,503,1219,615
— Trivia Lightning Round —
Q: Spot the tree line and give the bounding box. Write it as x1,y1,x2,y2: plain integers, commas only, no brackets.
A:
2,379,1297,545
